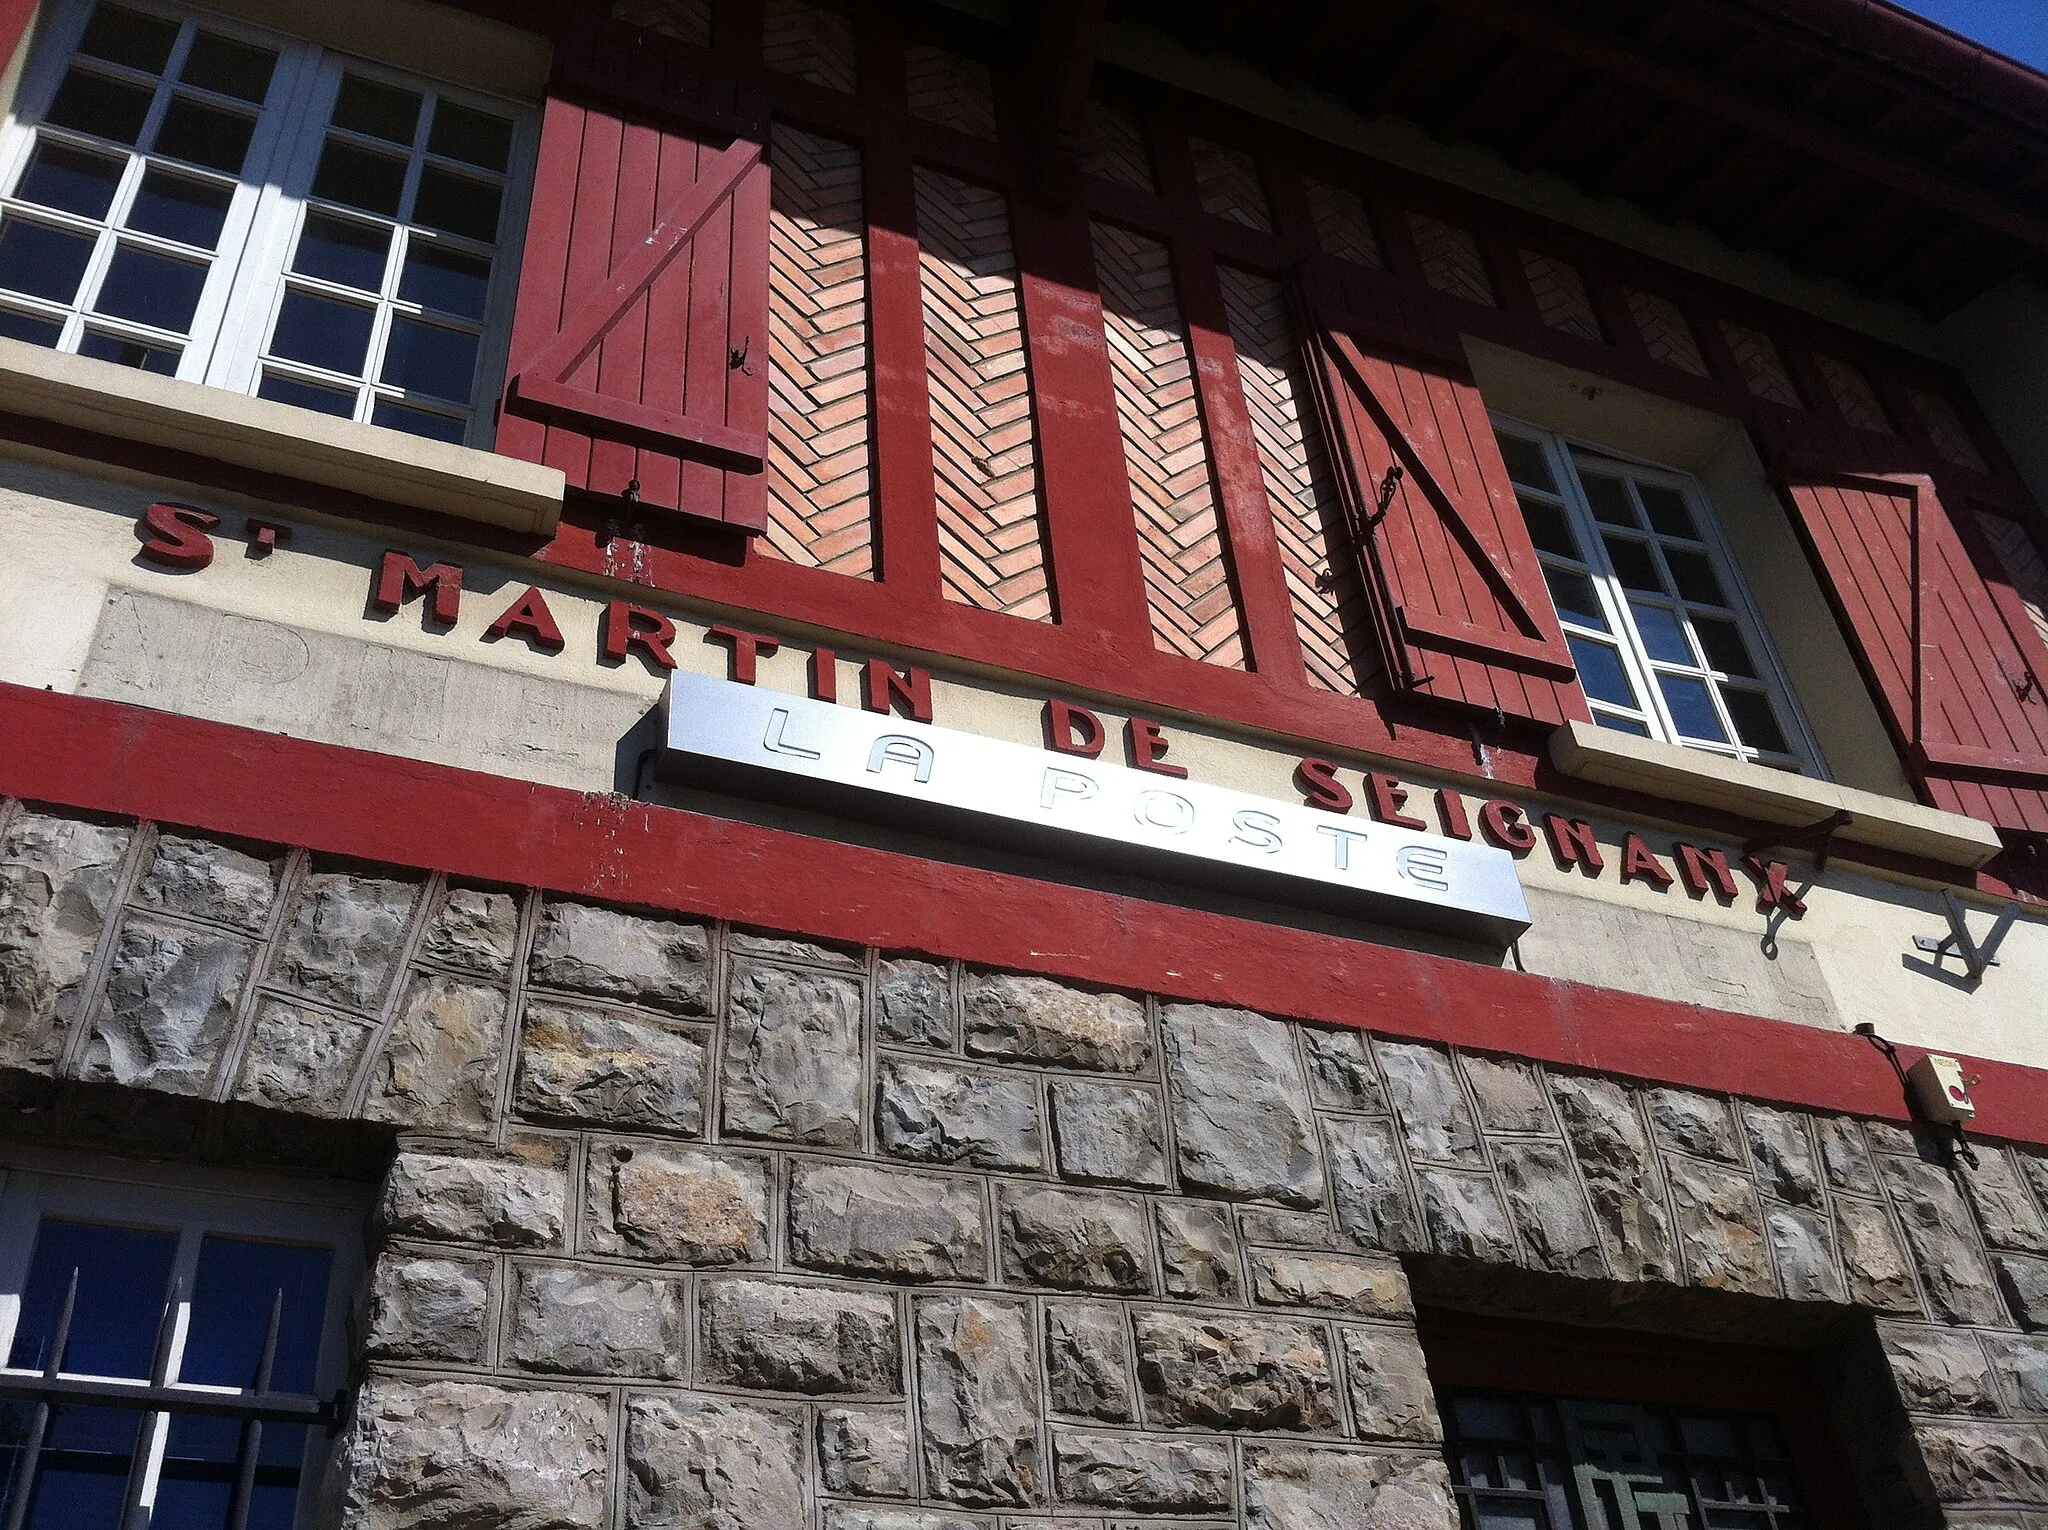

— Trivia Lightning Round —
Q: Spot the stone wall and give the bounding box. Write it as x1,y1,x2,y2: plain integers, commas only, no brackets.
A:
1,800,2045,1529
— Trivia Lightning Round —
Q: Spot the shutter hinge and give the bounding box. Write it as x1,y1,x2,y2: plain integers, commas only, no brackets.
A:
1365,463,1404,530
729,337,753,375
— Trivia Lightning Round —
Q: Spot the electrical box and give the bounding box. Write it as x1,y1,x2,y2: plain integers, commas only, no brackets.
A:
1908,1054,1976,1125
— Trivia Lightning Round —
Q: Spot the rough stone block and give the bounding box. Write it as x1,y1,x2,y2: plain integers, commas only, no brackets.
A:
1817,1115,1880,1195
1766,1203,1846,1303
1983,1334,2048,1414
528,901,711,1014
233,997,374,1114
135,835,277,931
826,1513,980,1530
1161,1004,1323,1208
819,1407,915,1498
1250,1251,1411,1318
1415,1170,1518,1264
1743,1106,1822,1209
515,1001,705,1134
963,973,1151,1072
1000,1186,1152,1293
1880,1156,2009,1326
275,872,417,1011
585,1143,768,1265
878,957,954,1048
1460,1054,1552,1136
340,1378,609,1530
722,960,863,1146
1241,1444,1456,1530
1325,1118,1423,1254
1880,1323,2000,1414
700,1277,901,1394
365,973,507,1132
1052,1431,1232,1512
379,1144,566,1249
1551,1075,1675,1282
511,1265,686,1379
1837,1196,1924,1316
1340,1326,1441,1443
80,915,253,1093
1646,1088,1739,1163
1493,1139,1604,1278
0,813,129,1070
1047,1302,1135,1421
879,1057,1044,1171
365,1253,491,1363
917,1295,1042,1507
790,1162,987,1282
1667,1156,1774,1296
625,1394,806,1530
2022,1154,2048,1222
1914,1423,2048,1505
1375,1042,1484,1167
1996,1254,2048,1330
1963,1150,2048,1256
1050,1079,1168,1188
730,929,861,967
421,887,520,976
1298,1027,1388,1115
1156,1200,1241,1301
1241,1208,1341,1251
1132,1309,1338,1432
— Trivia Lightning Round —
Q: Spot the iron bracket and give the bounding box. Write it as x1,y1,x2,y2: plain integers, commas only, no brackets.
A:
1743,808,1853,873
1912,887,2021,981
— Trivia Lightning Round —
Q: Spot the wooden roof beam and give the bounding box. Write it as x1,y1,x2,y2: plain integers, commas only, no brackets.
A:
1021,0,1106,207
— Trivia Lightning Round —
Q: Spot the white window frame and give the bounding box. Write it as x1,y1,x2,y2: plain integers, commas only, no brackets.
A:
0,0,536,448
0,1149,366,1530
1494,417,1828,775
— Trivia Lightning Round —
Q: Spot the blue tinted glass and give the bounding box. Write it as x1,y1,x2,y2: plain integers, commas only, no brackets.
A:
1629,602,1692,665
78,330,178,373
1594,713,1651,737
371,398,464,443
126,170,232,249
291,211,389,291
1637,482,1696,538
1666,547,1726,605
311,139,405,217
269,289,372,374
1603,534,1663,594
93,245,205,331
1723,689,1789,755
154,1417,305,1530
1567,635,1637,708
1543,565,1607,631
412,166,500,242
1694,617,1757,678
0,308,63,346
9,1220,176,1376
258,372,354,416
398,244,490,320
46,68,153,145
0,218,96,304
1659,673,1728,741
181,1237,332,1392
15,142,123,220
152,97,255,175
380,315,476,403
0,1402,139,1529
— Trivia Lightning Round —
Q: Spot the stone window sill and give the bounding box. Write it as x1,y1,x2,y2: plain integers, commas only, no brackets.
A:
0,339,564,537
1547,719,2003,869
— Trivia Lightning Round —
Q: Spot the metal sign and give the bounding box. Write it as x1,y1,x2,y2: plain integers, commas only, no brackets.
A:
657,672,1532,944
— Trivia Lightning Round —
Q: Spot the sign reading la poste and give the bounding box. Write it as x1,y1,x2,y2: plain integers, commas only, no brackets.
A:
658,671,1533,945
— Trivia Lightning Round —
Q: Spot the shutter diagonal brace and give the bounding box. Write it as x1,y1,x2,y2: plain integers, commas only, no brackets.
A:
506,137,767,474
1323,330,1577,678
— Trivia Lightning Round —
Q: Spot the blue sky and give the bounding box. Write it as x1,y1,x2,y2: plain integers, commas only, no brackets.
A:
1890,0,2048,73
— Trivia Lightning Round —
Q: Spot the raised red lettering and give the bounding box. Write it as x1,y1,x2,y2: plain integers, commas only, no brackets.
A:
706,623,776,684
863,661,932,722
1366,773,1428,830
1479,800,1537,853
1294,758,1353,813
1675,843,1739,902
811,648,837,703
1743,856,1808,918
1620,832,1674,889
372,551,462,625
484,587,565,652
1436,788,1473,841
1046,699,1106,758
139,502,219,570
1127,718,1188,779
606,602,678,670
1545,815,1604,875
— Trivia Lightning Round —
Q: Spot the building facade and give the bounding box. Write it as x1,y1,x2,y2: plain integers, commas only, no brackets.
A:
1,0,2048,1526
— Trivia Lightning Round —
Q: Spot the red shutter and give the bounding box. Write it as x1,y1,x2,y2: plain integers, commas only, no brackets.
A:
1769,459,2048,833
499,22,771,532
1303,289,1586,727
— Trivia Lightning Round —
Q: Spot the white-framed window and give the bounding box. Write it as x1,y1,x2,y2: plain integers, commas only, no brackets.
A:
0,0,534,447
0,1153,365,1530
1493,419,1824,773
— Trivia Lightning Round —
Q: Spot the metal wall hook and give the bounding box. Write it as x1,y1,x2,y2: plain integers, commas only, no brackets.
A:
1912,887,2022,981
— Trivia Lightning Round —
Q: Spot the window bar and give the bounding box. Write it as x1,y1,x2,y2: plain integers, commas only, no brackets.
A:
224,1288,283,1530
120,1273,186,1515
1,1266,79,1530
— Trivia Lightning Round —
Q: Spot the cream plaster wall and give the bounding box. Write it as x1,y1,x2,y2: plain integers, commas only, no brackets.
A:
4,456,2043,1075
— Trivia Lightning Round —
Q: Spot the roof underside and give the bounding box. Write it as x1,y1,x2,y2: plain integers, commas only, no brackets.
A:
1107,0,2048,317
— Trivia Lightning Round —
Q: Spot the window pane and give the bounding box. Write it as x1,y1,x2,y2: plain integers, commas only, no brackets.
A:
292,210,390,291
1637,482,1696,538
0,308,64,345
0,1401,141,1530
373,397,466,442
428,101,512,172
269,288,373,373
1629,602,1692,665
0,217,97,304
1543,565,1607,630
1723,689,1789,754
153,96,256,174
9,1219,177,1376
1580,472,1637,527
1693,617,1757,678
79,329,178,372
1602,535,1662,593
1594,713,1651,736
412,165,501,241
45,69,154,146
1494,432,1556,493
1568,636,1637,707
181,1236,334,1392
1659,673,1728,741
155,1413,308,1530
398,243,490,320
1517,493,1578,560
258,372,355,415
312,139,406,217
332,75,422,145
1472,1505,1545,1530
94,244,206,330
77,3,178,72
1666,547,1727,605
15,141,124,220
125,169,232,248
381,314,477,402
178,31,275,103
